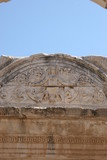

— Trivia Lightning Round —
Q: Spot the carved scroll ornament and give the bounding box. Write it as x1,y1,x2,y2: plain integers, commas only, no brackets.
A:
0,55,106,109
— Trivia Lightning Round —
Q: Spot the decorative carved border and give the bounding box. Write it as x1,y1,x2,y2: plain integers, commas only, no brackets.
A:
0,135,107,145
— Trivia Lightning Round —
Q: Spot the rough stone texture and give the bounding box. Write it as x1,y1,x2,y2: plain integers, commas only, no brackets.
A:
92,0,107,8
0,54,107,160
82,56,107,74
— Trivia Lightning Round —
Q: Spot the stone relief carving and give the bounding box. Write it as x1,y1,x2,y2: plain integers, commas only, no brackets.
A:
12,87,25,102
42,87,63,104
26,87,63,105
15,73,28,85
65,87,78,104
0,85,105,106
0,135,106,145
14,67,46,85
73,87,106,104
58,67,79,85
77,74,94,86
26,87,45,103
0,64,106,108
9,66,95,87
28,67,46,85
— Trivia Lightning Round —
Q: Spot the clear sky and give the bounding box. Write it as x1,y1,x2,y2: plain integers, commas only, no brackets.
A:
0,0,107,57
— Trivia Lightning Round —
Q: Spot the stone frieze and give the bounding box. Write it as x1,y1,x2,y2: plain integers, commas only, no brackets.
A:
0,54,106,109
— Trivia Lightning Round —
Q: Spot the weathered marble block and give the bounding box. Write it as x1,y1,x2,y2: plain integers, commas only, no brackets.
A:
0,54,107,160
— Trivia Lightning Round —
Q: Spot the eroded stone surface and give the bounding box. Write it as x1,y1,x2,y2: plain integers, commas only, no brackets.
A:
0,54,106,109
83,56,107,74
0,54,107,160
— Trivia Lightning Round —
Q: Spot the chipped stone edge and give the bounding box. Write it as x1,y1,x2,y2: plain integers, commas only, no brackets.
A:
0,107,107,119
0,54,107,117
0,54,106,82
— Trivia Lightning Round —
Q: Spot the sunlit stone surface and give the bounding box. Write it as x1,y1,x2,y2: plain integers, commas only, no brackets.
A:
0,0,9,3
92,0,107,8
0,54,107,160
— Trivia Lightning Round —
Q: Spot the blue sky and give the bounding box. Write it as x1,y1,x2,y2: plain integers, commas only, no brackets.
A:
0,0,107,57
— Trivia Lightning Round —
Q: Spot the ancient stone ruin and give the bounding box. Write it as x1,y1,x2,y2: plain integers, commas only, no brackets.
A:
0,54,106,160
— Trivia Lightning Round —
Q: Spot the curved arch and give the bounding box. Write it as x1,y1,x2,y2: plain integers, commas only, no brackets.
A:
0,54,106,109
0,54,106,84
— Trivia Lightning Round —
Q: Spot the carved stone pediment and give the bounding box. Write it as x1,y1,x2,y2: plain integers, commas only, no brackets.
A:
0,54,106,109
0,54,107,160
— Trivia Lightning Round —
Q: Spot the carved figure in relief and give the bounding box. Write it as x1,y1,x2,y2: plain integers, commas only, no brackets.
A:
26,87,45,103
65,87,78,104
42,88,62,104
47,67,58,76
76,87,106,104
28,68,45,84
78,74,94,86
12,87,25,102
64,86,106,104
26,87,63,104
0,62,106,107
15,73,27,84
58,67,79,85
12,67,46,86
11,66,96,88
93,88,106,103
